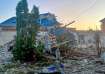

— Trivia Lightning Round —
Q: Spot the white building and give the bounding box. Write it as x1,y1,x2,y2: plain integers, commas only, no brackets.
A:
76,30,105,48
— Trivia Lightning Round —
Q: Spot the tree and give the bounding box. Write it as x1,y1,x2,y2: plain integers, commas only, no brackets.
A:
12,0,40,62
28,5,39,47
16,0,29,49
13,0,29,62
31,5,39,20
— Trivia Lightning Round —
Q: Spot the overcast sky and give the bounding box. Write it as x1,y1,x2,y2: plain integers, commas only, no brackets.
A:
0,0,105,30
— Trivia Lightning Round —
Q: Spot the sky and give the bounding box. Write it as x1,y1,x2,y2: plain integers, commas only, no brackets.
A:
0,0,105,30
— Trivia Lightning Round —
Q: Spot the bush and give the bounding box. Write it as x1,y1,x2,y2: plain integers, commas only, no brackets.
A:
12,39,45,63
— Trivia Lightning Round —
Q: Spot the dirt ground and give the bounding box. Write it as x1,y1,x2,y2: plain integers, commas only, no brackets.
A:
59,48,105,74
63,52,105,74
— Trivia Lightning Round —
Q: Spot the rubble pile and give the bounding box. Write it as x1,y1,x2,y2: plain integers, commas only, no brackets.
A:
64,57,105,74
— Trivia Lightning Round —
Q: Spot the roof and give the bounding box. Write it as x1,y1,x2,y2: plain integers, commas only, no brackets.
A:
0,13,58,27
37,18,58,27
100,18,105,23
0,17,16,27
38,13,58,27
40,13,51,16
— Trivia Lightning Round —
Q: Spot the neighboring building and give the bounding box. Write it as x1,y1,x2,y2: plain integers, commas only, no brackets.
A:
0,13,59,46
0,17,16,31
0,17,16,46
76,30,105,48
0,13,59,30
0,31,16,46
100,18,105,32
38,13,58,28
0,13,59,31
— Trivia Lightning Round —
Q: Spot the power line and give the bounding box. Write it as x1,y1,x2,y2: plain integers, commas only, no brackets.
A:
57,0,98,27
74,0,98,21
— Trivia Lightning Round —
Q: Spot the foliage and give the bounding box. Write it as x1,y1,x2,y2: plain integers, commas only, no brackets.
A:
12,0,42,62
35,42,44,56
57,30,77,49
56,30,77,57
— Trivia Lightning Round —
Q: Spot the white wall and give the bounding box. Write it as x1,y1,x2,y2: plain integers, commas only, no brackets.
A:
0,31,16,46
77,32,105,48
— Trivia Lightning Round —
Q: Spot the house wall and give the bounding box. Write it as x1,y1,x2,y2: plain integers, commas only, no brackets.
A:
100,18,105,32
77,31,105,48
0,31,16,46
101,24,105,32
0,26,16,31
